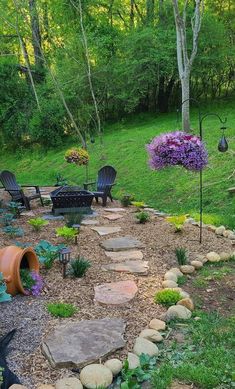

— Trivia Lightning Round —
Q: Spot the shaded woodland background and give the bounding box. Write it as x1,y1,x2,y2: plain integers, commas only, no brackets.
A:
0,0,234,149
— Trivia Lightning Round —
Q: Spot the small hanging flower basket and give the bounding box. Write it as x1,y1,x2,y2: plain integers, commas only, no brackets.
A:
146,131,208,171
64,147,89,166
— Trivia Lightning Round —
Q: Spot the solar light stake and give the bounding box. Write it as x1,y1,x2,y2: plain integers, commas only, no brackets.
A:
59,248,71,278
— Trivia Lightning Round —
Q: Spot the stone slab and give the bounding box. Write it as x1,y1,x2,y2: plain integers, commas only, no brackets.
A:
102,260,149,274
42,318,126,368
94,280,138,306
103,214,124,221
42,214,64,220
91,226,121,236
81,219,100,226
101,236,144,252
105,250,144,261
104,208,126,213
21,210,35,217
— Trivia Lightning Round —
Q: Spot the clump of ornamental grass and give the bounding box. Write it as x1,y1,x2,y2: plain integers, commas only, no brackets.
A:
47,302,78,318
154,289,181,307
175,247,188,265
70,258,91,278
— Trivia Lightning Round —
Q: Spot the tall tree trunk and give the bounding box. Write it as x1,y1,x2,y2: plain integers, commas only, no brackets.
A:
130,0,134,28
28,0,44,72
181,73,190,131
172,0,203,132
146,0,154,24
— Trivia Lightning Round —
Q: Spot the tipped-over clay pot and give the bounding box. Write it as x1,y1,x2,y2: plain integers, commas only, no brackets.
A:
0,246,39,296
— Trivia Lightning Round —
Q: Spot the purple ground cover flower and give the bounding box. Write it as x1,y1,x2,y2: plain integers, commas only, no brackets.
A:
146,131,208,171
30,271,43,296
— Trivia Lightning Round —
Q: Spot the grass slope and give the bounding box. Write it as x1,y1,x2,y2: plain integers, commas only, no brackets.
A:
0,104,234,227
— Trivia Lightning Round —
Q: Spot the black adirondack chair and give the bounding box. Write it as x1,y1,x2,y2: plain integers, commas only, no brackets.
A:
84,165,117,206
0,170,44,210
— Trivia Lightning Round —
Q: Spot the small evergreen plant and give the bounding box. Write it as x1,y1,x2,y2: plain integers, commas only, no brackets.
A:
47,302,78,317
70,258,91,277
154,289,181,307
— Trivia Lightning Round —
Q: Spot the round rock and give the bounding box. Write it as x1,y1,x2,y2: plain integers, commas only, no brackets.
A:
169,268,183,277
139,328,163,343
190,260,203,269
219,252,231,261
223,229,233,237
104,359,122,376
215,226,226,235
206,252,220,262
162,280,178,288
9,386,28,389
164,271,178,282
80,364,113,389
180,265,195,274
179,290,190,299
194,254,208,264
127,352,140,369
228,234,235,240
133,337,159,357
55,378,83,389
165,305,192,321
149,318,166,331
37,386,55,389
177,298,194,311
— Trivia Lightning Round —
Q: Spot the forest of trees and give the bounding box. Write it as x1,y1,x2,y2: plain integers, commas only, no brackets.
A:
0,0,234,149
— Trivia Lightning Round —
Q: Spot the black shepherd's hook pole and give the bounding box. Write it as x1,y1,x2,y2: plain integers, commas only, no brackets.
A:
178,99,228,243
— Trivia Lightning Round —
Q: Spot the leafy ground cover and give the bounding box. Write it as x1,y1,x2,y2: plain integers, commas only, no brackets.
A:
0,104,234,227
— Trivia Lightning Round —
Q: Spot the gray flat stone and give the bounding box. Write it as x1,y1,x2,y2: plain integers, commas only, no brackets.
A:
91,226,121,236
102,260,149,274
81,219,100,226
101,236,144,252
42,213,64,220
94,280,138,306
105,250,144,261
42,318,126,368
21,210,35,217
103,214,124,221
104,208,126,213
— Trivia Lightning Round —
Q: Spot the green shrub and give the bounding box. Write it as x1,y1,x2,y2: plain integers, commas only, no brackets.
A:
131,201,146,209
70,258,91,277
28,217,48,231
136,211,150,224
120,193,134,207
47,302,78,317
65,211,84,228
20,269,35,290
7,201,23,217
175,247,188,265
0,213,15,226
56,226,77,242
154,289,181,307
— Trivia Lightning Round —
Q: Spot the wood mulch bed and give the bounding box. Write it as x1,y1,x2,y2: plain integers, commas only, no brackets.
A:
0,199,234,388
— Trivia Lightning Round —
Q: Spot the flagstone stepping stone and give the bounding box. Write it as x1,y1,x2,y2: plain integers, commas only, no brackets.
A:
94,280,138,306
42,213,64,220
101,236,144,251
102,261,149,274
81,219,100,226
91,226,121,236
104,208,126,213
21,210,35,217
42,318,126,368
103,213,124,221
105,250,144,261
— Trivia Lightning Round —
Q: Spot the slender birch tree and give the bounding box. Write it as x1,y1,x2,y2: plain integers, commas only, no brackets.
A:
172,0,204,131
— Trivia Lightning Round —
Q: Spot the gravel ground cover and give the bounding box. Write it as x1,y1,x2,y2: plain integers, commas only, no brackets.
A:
0,200,233,388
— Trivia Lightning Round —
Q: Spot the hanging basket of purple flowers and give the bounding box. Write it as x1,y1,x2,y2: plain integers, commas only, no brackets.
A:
146,131,208,171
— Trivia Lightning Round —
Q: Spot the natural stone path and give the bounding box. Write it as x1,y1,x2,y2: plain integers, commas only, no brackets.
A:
102,260,149,274
42,318,126,368
94,280,138,306
101,236,144,251
91,226,122,236
81,219,100,226
104,250,144,261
